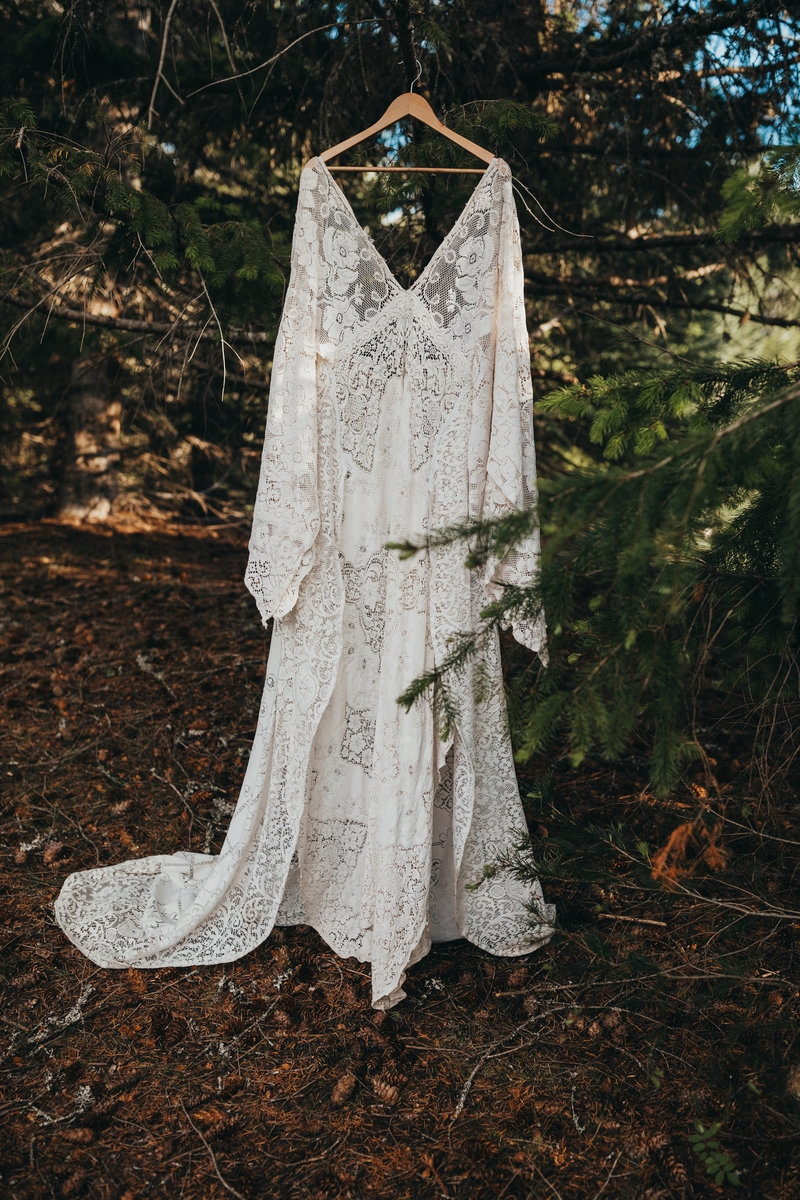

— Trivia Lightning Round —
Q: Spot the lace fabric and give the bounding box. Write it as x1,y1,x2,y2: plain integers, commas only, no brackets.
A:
53,155,557,1009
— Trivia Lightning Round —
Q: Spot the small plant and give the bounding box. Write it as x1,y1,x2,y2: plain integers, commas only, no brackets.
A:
464,863,498,891
524,769,558,810
688,1119,741,1187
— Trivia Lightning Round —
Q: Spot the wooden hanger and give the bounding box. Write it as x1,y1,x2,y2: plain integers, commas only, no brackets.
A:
314,77,495,174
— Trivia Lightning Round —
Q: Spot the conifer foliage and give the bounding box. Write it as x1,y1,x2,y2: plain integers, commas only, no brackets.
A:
395,153,800,798
1,1,798,798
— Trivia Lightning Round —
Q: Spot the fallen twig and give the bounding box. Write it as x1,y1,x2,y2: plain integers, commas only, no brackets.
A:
178,1098,247,1200
596,913,667,926
449,1003,573,1126
591,1148,624,1199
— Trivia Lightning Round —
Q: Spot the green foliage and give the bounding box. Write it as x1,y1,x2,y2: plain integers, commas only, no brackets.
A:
538,359,785,462
454,97,559,145
0,105,282,300
688,1119,742,1188
411,363,800,796
464,863,499,892
393,146,800,798
416,15,453,50
1,0,798,799
717,142,800,243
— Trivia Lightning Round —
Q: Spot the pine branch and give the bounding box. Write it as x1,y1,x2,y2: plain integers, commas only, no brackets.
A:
536,0,787,77
388,364,800,795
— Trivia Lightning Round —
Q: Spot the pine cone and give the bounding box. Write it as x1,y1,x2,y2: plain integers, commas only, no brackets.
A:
60,1128,94,1144
124,968,148,997
272,945,291,972
348,1036,368,1062
61,1168,88,1197
371,1076,399,1105
533,1099,564,1116
371,1064,406,1106
88,1095,121,1120
204,1116,240,1139
462,1136,494,1161
625,1129,670,1162
331,1071,357,1107
149,1004,172,1034
180,1086,214,1111
358,1022,391,1049
340,983,363,1009
10,970,39,988
217,1074,244,1098
382,1062,407,1087
43,839,65,866
657,1146,688,1188
192,1105,227,1128
642,1131,669,1153
272,1008,294,1038
108,1067,146,1093
222,1013,249,1037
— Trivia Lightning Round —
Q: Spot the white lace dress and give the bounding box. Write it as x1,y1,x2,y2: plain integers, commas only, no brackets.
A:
53,155,557,1009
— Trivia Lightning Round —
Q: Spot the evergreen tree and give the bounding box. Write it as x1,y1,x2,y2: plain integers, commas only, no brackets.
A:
1,1,798,798
394,147,800,801
2,1,797,516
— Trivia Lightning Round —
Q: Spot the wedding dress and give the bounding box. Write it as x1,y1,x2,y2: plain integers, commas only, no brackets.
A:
53,154,557,1009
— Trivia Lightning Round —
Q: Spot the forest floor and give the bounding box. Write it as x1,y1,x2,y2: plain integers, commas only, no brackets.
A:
1,517,799,1200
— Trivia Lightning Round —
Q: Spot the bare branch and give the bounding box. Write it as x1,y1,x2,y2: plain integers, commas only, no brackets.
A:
529,224,800,255
147,0,181,131
2,284,270,344
185,18,387,97
525,275,800,329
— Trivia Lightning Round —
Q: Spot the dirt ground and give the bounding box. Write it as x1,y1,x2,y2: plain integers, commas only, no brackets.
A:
1,518,799,1200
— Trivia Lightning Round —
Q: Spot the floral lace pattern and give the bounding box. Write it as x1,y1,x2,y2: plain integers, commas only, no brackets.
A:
53,154,556,1009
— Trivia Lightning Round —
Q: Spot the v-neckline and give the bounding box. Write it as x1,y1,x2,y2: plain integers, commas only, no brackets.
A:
312,154,504,297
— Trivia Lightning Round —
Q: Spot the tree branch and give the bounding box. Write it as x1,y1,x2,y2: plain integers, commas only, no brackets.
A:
147,0,182,131
185,19,388,97
537,0,787,78
524,275,800,329
389,0,418,89
527,225,800,256
1,287,270,344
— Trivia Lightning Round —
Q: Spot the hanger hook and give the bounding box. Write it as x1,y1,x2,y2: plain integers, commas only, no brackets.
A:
409,57,422,92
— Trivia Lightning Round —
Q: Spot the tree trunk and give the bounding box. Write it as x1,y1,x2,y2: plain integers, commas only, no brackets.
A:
58,355,122,523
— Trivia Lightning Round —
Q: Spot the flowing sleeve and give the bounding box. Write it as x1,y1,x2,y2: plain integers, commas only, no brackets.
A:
482,173,548,666
244,167,321,626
